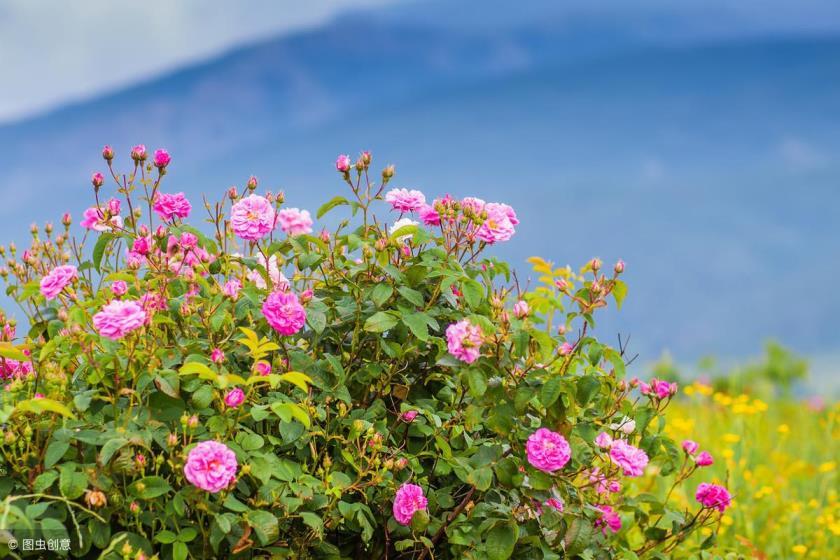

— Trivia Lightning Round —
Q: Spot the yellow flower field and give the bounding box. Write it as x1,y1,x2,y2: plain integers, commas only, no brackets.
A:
659,382,839,558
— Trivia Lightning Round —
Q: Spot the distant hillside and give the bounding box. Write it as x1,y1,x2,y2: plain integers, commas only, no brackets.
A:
0,13,838,370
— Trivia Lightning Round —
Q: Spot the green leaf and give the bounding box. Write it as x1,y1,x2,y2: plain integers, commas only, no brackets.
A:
564,517,594,556
370,284,393,307
98,437,130,465
173,541,189,560
0,343,29,361
397,286,424,307
486,521,518,560
402,312,431,340
44,439,70,469
363,311,399,333
93,233,115,273
59,465,87,500
316,195,350,219
129,476,172,499
612,279,628,309
15,397,76,419
155,531,178,544
246,510,279,545
540,376,563,408
576,375,600,406
465,369,487,398
466,467,493,491
462,278,484,309
278,371,312,392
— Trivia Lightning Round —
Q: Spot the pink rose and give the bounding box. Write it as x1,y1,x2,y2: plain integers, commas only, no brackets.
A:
223,279,241,299
445,319,483,364
180,232,198,249
401,410,418,423
695,451,714,467
526,428,571,473
255,361,272,376
392,483,427,525
80,207,123,231
544,497,564,513
153,192,192,221
40,265,78,300
153,148,171,168
277,208,313,236
559,342,574,356
92,300,147,340
595,505,622,534
385,188,426,212
210,348,225,363
695,483,732,512
130,144,147,161
262,291,306,336
132,236,151,256
609,440,649,477
418,203,440,226
224,387,245,408
183,440,238,493
91,172,104,188
476,203,516,244
682,439,699,455
594,432,613,450
230,194,275,240
111,280,128,297
335,154,351,173
513,300,529,319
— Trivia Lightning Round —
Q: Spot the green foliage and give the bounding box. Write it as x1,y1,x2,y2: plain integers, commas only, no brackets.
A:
0,151,722,558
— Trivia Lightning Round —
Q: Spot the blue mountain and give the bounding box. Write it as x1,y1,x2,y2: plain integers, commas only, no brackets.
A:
1,9,838,376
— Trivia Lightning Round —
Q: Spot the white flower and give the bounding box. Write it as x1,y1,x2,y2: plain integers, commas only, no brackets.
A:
610,416,636,435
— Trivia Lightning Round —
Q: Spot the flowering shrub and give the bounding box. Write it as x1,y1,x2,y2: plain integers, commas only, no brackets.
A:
0,147,729,559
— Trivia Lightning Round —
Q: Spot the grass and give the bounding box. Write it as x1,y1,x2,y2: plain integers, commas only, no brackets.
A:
657,382,839,558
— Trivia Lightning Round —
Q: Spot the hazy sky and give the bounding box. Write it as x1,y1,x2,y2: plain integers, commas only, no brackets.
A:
0,0,396,123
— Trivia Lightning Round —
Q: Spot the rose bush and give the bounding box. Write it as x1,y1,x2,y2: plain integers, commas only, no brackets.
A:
0,147,731,559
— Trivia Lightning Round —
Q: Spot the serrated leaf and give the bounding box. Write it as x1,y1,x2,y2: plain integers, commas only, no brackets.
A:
486,521,518,560
363,311,399,333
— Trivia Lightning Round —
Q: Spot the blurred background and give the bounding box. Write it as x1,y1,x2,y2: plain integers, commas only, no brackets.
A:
1,0,839,393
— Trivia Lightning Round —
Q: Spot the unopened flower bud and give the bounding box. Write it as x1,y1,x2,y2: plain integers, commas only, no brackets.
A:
361,151,372,166
62,213,72,227
382,164,395,182
130,144,147,162
335,154,351,173
554,278,568,291
85,490,107,508
590,258,602,272
130,501,140,514
102,145,114,161
91,172,104,189
227,186,238,200
187,415,199,429
247,175,258,191
395,457,408,470
167,433,178,447
614,259,625,274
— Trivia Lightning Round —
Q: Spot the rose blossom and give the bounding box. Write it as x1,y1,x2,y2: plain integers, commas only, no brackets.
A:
130,144,147,161
223,279,241,299
392,483,427,525
224,387,245,408
183,440,238,493
247,254,288,290
649,378,677,399
230,194,275,240
589,467,621,495
92,299,147,339
132,236,151,256
595,505,622,534
609,439,649,477
262,291,306,335
513,300,529,318
445,319,483,364
385,188,426,212
111,280,128,296
153,148,171,168
418,203,440,225
400,410,418,423
526,428,571,472
695,483,732,512
91,172,104,188
80,207,123,231
277,208,313,236
210,348,225,363
255,361,272,376
153,192,192,221
475,202,516,243
695,451,714,467
682,439,699,455
544,498,564,513
335,154,351,173
594,432,613,450
40,265,78,300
